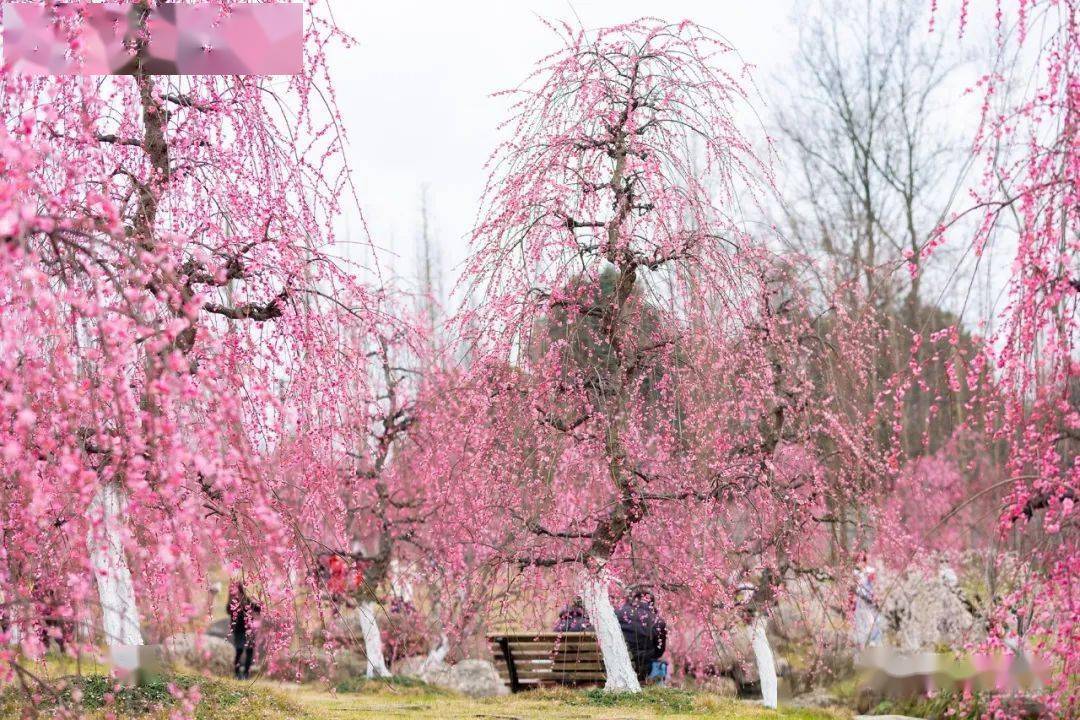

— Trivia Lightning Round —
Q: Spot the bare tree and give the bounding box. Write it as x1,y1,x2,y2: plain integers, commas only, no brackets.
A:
770,0,1001,561
774,0,970,326
414,185,443,340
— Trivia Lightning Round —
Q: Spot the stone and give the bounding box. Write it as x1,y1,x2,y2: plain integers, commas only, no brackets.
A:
206,618,231,639
393,654,446,679
445,659,507,697
877,564,978,652
855,683,884,713
790,687,841,708
396,656,506,697
162,633,234,676
418,663,454,689
772,578,840,644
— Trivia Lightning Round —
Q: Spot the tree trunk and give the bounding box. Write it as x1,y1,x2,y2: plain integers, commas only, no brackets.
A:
422,632,450,670
86,484,143,647
357,601,391,677
579,572,640,692
748,615,777,709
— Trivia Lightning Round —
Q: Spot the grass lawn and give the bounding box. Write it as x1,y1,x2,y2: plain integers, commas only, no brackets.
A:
284,679,849,720
3,662,851,719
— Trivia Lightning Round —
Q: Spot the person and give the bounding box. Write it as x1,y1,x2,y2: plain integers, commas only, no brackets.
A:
32,588,72,654
852,557,882,648
616,586,668,683
228,581,260,680
553,597,593,633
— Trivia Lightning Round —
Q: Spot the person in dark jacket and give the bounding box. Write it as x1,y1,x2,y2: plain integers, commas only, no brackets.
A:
33,588,72,654
228,582,260,680
553,597,593,633
616,587,668,682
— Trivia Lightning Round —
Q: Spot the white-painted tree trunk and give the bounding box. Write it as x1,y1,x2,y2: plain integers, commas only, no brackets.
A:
748,615,777,709
422,631,450,670
389,559,414,603
357,601,391,677
86,484,143,647
578,572,640,693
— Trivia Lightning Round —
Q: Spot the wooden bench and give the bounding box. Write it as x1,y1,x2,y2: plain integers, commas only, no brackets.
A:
487,632,605,692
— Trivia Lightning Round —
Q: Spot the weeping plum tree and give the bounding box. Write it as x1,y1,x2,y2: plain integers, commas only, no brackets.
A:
0,0,382,688
914,1,1079,712
322,306,450,678
454,19,882,695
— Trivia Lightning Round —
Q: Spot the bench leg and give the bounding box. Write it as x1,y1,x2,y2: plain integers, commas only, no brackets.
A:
498,637,521,693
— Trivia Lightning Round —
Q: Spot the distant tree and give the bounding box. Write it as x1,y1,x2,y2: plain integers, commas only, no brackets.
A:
774,0,968,320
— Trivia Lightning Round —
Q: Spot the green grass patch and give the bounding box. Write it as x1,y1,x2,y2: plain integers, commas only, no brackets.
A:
1,673,304,720
332,674,448,695
574,686,697,712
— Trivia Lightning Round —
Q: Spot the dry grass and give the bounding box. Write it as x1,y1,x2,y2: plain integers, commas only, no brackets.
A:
283,681,850,720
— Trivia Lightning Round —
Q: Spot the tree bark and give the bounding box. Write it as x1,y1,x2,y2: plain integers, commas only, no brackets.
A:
579,572,640,692
86,484,143,647
357,601,391,677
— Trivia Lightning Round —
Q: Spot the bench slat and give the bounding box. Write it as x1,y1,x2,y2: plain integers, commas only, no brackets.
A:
489,632,596,640
492,649,599,659
493,660,604,675
492,641,600,651
488,631,606,693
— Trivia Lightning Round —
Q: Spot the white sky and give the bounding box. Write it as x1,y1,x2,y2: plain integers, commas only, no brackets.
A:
324,0,998,311
326,1,811,287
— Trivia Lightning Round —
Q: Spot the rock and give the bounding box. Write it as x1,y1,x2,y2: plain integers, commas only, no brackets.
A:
392,653,455,682
446,659,507,697
772,577,840,644
790,687,841,708
206,619,231,639
162,633,234,676
418,663,454,689
397,657,506,697
878,564,978,651
392,654,436,678
855,683,884,713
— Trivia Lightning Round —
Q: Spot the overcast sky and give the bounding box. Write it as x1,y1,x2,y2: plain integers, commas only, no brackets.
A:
324,0,997,313
325,2,815,285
